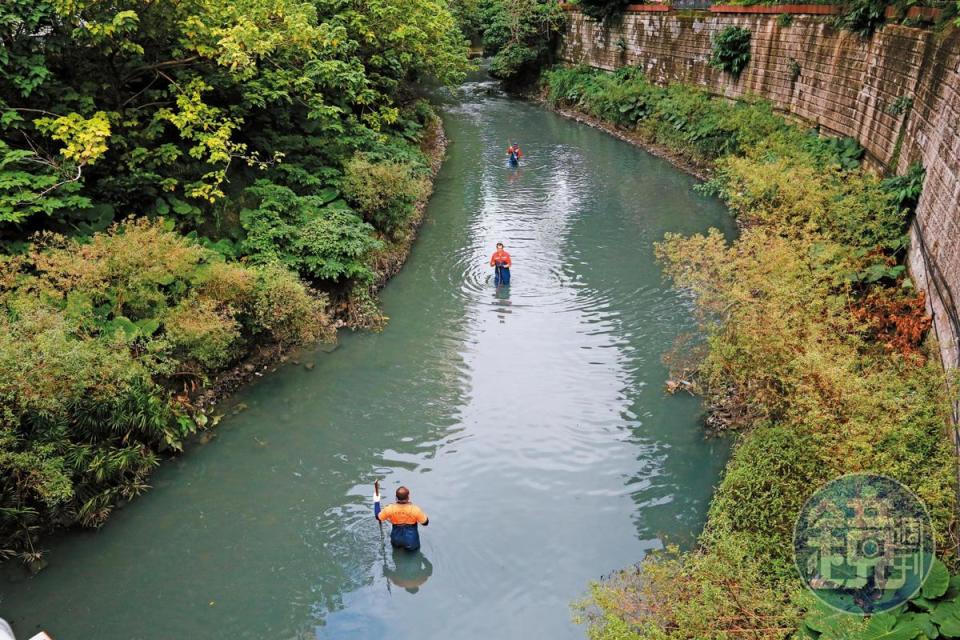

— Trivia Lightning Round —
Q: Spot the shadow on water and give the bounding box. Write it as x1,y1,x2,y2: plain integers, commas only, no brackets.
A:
1,73,735,640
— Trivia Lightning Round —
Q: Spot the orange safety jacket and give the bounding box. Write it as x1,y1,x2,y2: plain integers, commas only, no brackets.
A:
505,146,523,158
490,250,512,268
378,502,429,526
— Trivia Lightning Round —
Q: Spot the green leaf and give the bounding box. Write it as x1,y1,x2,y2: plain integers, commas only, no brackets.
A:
860,612,920,640
897,612,937,639
135,318,161,336
944,575,960,601
922,560,950,599
911,597,937,612
930,600,960,637
937,616,960,638
315,186,339,204
804,603,855,636
105,315,138,338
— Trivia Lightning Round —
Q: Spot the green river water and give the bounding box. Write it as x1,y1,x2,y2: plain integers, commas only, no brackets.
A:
1,79,736,640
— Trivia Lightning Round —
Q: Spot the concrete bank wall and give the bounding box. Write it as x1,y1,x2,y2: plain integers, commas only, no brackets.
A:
561,11,960,369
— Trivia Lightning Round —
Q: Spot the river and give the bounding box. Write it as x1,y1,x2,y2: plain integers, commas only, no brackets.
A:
1,78,735,640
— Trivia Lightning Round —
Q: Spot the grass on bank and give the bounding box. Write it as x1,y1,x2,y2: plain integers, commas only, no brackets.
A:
544,65,958,639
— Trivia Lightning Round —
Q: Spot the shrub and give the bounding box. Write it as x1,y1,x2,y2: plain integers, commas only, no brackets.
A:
707,154,907,250
164,298,242,370
710,26,752,77
31,217,207,324
544,66,790,162
0,299,176,562
480,0,567,81
886,95,913,116
836,0,887,35
195,261,257,304
579,0,632,21
788,57,801,82
342,154,428,235
0,219,332,561
703,425,829,579
249,264,331,346
575,535,805,640
294,207,384,282
239,179,382,282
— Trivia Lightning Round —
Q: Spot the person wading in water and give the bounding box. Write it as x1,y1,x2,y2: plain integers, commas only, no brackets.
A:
374,485,430,551
490,242,512,286
506,142,522,166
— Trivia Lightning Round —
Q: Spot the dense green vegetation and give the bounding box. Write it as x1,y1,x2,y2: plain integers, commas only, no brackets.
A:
478,0,567,82
546,65,956,639
801,560,960,639
709,26,752,77
0,0,471,564
1,220,329,566
577,0,633,21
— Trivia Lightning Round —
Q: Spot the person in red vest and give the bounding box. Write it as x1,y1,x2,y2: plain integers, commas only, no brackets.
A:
506,142,522,166
490,242,511,286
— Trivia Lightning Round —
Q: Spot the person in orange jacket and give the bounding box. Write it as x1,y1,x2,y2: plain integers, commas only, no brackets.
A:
506,142,522,166
374,485,429,551
490,242,511,286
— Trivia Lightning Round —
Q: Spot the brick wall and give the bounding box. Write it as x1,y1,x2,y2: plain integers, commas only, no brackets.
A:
561,12,960,368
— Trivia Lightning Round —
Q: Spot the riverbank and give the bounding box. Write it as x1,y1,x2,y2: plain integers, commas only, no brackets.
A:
0,113,448,571
548,100,712,182
338,116,448,330
194,116,449,413
542,66,959,639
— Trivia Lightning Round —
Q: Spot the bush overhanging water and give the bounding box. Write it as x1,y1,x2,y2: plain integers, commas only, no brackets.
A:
0,0,471,564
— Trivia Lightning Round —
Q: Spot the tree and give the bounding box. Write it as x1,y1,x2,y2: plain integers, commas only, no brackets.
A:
480,0,566,81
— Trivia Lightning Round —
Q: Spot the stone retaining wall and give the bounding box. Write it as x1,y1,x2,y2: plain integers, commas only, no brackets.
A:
561,11,960,369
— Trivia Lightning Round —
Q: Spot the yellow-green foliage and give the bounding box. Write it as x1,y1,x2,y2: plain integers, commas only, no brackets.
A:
0,0,470,227
165,299,242,370
342,153,429,235
574,537,807,640
0,219,330,562
710,153,908,251
547,66,957,639
248,264,331,346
